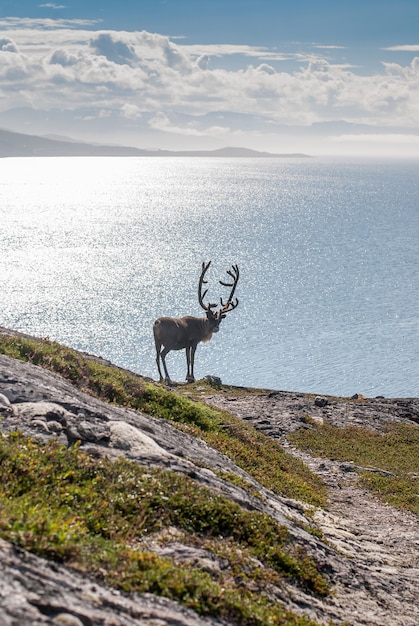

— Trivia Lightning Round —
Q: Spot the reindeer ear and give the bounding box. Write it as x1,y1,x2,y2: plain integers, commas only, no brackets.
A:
221,313,227,319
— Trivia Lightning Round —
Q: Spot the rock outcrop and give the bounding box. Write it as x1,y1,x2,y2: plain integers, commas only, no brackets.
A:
0,338,418,625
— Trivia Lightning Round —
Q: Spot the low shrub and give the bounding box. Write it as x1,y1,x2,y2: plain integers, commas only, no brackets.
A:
0,432,327,624
0,334,327,508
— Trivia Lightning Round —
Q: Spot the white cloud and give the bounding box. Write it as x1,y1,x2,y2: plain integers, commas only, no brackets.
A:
314,45,346,50
77,108,111,122
0,17,98,29
0,18,418,154
384,44,419,52
149,111,230,137
121,103,142,119
332,133,419,144
256,64,276,75
0,37,18,52
39,3,67,9
194,55,209,71
50,48,78,66
90,33,137,66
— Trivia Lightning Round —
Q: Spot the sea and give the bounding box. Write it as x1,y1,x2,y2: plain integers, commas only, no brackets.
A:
1,155,418,398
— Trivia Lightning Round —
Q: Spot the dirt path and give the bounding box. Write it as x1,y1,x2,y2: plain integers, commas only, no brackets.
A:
204,390,419,626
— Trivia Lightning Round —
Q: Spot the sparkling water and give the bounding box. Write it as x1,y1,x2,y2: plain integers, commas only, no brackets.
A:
1,156,418,397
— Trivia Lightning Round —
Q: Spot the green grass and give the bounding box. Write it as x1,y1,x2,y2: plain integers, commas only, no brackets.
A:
0,432,327,625
0,334,327,509
289,422,419,515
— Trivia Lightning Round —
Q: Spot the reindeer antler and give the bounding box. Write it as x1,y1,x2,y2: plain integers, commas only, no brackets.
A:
220,264,240,312
198,261,218,311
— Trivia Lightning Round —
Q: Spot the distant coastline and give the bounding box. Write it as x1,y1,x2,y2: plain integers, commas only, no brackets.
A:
0,128,310,159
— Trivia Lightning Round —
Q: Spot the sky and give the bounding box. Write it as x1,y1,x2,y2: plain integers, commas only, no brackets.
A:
0,1,418,155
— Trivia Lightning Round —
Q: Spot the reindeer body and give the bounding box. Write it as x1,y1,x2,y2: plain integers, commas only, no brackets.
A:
154,315,217,349
153,262,239,384
154,315,219,383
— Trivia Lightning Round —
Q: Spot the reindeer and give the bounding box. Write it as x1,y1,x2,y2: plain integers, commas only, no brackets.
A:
153,261,239,384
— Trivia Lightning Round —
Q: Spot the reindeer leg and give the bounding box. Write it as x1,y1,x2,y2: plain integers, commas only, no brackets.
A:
186,344,197,383
185,346,193,382
154,332,167,383
155,348,164,381
160,347,172,385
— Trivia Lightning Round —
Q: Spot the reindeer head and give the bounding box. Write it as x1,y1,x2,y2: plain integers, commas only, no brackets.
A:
198,261,240,333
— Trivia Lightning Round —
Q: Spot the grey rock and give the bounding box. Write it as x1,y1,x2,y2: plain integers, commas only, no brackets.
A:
0,538,221,626
0,391,11,406
108,420,173,459
45,420,64,434
314,396,328,407
13,401,71,424
204,375,222,386
1,334,419,626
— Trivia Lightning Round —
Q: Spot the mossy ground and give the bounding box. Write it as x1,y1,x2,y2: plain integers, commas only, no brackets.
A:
289,422,419,516
0,334,327,508
0,432,327,625
0,333,330,625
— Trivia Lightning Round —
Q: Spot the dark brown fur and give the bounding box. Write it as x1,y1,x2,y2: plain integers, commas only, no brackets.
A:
153,262,239,384
153,313,221,383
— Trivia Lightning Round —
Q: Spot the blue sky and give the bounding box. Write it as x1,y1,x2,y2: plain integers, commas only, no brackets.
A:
0,1,418,155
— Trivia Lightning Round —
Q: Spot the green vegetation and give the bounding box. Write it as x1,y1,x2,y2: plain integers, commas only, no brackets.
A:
0,432,327,625
289,422,419,515
4,330,417,621
0,334,327,508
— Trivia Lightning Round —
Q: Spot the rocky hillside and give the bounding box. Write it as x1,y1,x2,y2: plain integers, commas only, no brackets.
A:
0,327,418,625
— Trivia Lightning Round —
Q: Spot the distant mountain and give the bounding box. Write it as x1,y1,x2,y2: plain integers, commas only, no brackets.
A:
161,146,310,158
0,128,310,158
0,129,151,157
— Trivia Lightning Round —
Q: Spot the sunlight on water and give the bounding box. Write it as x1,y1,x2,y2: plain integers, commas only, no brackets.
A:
1,156,418,397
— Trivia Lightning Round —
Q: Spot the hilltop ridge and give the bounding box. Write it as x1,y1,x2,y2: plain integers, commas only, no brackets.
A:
0,128,310,158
